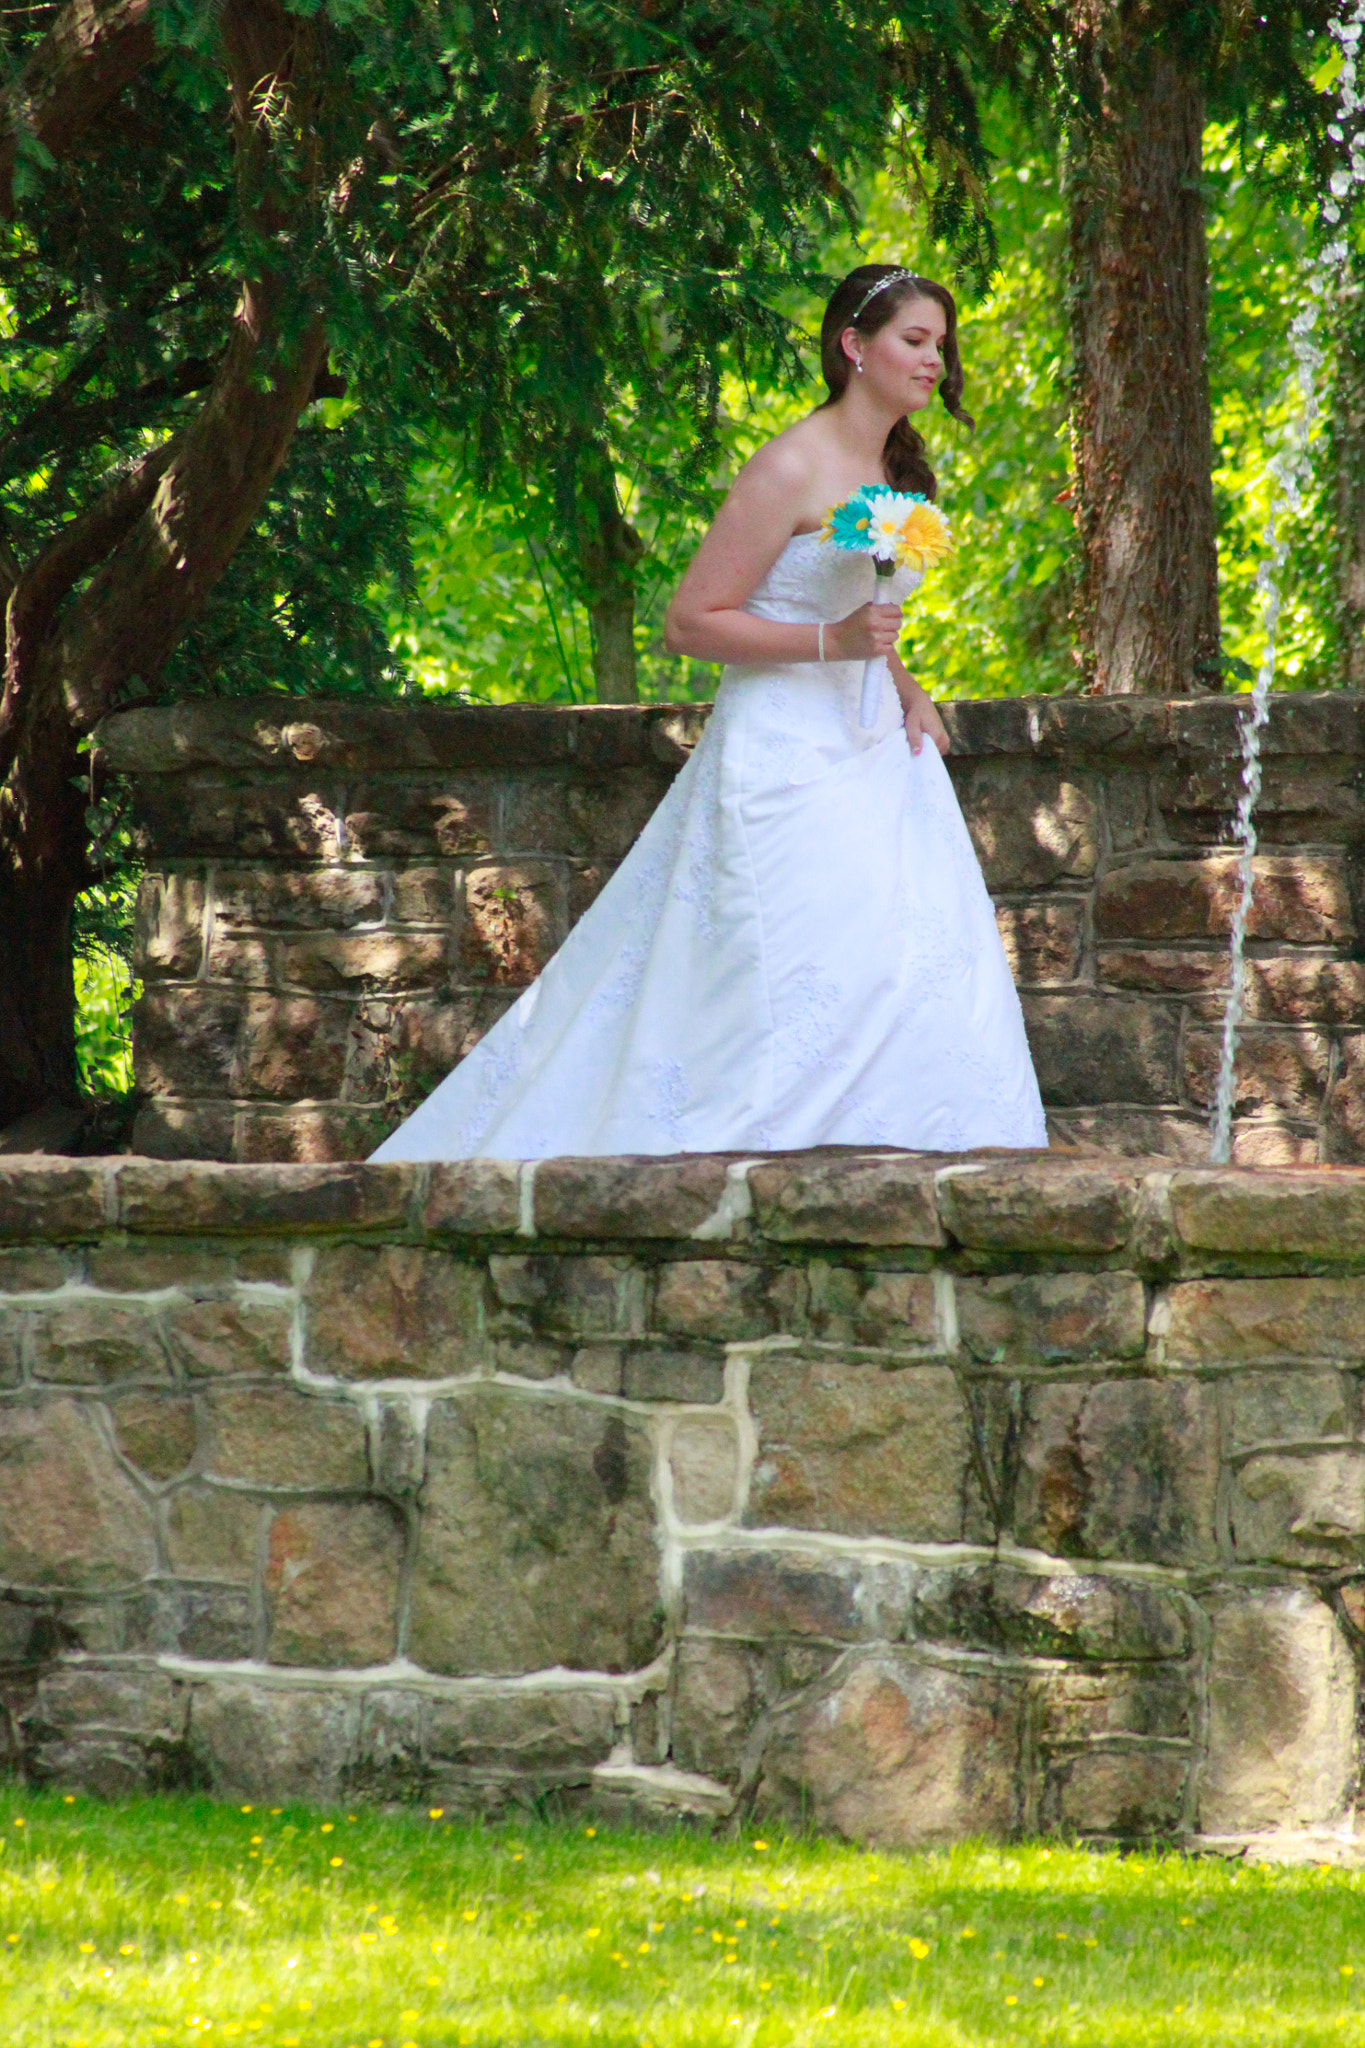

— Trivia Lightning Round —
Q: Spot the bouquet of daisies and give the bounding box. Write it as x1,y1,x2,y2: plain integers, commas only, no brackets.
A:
820,486,953,727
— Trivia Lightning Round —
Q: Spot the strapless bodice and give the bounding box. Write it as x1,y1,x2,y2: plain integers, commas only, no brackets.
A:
742,528,923,625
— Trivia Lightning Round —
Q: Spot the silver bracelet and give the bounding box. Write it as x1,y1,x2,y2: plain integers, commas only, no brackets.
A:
817,621,826,663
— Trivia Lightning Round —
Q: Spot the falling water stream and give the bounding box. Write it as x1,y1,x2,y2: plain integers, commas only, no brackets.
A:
1209,0,1365,1161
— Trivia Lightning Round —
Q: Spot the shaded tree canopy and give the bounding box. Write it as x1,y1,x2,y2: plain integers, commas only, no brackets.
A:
0,0,1009,1127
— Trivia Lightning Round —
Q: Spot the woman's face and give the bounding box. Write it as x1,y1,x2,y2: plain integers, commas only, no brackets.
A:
844,294,947,414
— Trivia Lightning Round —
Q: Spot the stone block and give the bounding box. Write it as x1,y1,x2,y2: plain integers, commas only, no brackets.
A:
621,1344,724,1404
188,1680,360,1804
1163,1277,1365,1363
1097,946,1229,1000
745,1356,984,1543
132,985,243,1096
487,1253,644,1340
201,1385,368,1489
353,1691,425,1797
27,1731,167,1798
748,1155,943,1246
1326,1036,1365,1164
38,1666,188,1739
671,1638,761,1781
1228,1121,1321,1168
669,1416,741,1523
0,1246,73,1290
1229,1449,1365,1565
954,761,1101,888
162,1297,293,1380
31,1300,169,1385
111,1390,197,1479
410,1390,662,1676
422,1160,522,1236
1099,949,1365,1027
0,1305,22,1387
753,1647,1023,1847
234,994,351,1101
305,1245,491,1378
682,1548,914,1642
1170,1169,1365,1259
1047,1750,1187,1838
1183,1027,1331,1117
389,866,455,924
1022,995,1180,1107
128,1100,236,1162
804,1265,937,1349
1198,1587,1355,1834
342,774,498,859
995,899,1085,985
0,1162,108,1241
534,1156,731,1239
1226,1370,1350,1454
937,1160,1140,1252
493,1336,570,1381
202,932,276,986
122,1581,255,1661
0,1399,156,1590
265,1501,404,1666
374,1399,425,1498
957,1271,1146,1365
212,866,384,931
1014,1378,1218,1565
134,872,206,978
1044,1108,1210,1164
164,1486,266,1583
85,1246,234,1291
458,862,565,984
651,1260,776,1342
116,1160,415,1234
1039,1667,1193,1747
143,775,342,861
501,768,667,863
278,930,448,995
912,1564,1189,1661
571,1345,624,1395
234,1104,396,1164
1095,854,1355,945
425,1689,616,1773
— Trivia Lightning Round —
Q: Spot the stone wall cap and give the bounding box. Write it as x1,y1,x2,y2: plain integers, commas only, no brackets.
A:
1169,1165,1365,1260
96,698,713,777
97,691,1365,781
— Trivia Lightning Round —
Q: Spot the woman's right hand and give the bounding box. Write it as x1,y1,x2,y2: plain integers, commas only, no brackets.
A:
824,600,905,662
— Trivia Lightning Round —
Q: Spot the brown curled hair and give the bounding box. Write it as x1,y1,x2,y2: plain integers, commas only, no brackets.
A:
819,265,973,501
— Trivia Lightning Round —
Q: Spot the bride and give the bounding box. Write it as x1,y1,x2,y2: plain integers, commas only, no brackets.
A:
372,264,1046,1162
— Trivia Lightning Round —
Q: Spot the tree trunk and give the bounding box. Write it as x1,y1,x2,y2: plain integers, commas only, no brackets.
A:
1335,281,1365,686
573,438,642,703
1068,4,1220,694
0,0,330,1125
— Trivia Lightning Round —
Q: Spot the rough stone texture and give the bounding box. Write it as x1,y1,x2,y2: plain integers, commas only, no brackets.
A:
0,1400,157,1589
410,1390,662,1675
265,1501,404,1666
306,1245,491,1378
1198,1588,1356,1833
1015,1378,1219,1565
754,1649,1024,1847
669,1416,741,1524
8,1147,1365,1853
957,1271,1146,1365
746,1356,985,1543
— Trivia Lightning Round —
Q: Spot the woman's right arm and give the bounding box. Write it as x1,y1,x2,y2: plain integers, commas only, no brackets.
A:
663,441,904,668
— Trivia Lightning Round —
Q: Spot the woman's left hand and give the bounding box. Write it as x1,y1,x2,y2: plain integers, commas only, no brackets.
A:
902,683,950,758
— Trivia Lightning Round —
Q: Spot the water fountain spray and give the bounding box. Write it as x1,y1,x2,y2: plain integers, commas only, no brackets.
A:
1208,0,1365,1163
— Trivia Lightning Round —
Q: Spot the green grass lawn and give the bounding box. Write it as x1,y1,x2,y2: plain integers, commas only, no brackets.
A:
3,1785,1365,2046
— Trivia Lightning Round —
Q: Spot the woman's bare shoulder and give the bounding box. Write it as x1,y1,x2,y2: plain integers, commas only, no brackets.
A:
734,415,824,496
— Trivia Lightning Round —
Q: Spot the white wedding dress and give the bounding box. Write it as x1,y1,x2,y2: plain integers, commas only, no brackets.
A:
371,532,1046,1162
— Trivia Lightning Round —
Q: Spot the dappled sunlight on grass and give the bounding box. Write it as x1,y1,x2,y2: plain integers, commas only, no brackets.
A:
3,1787,1365,2044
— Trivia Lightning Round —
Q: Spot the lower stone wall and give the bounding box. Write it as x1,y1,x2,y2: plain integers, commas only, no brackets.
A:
3,1149,1365,1851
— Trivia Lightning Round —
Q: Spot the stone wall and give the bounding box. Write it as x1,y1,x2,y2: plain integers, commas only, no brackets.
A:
98,692,1365,1167
3,1147,1365,1854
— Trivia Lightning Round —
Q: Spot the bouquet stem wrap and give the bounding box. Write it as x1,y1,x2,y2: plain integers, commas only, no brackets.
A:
860,556,899,729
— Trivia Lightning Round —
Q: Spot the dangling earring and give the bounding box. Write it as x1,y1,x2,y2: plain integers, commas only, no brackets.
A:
855,360,863,375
